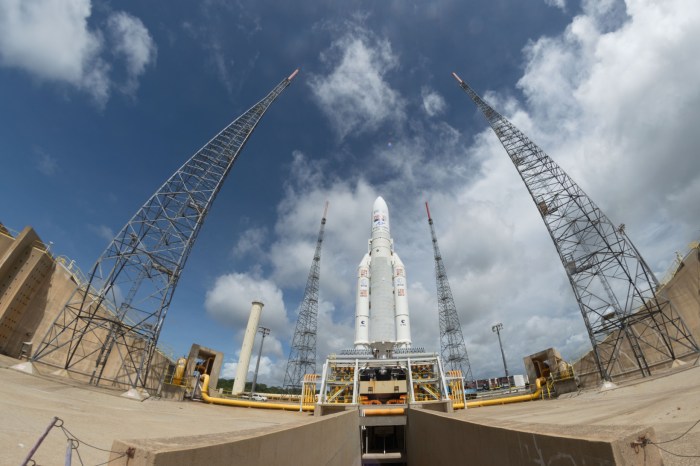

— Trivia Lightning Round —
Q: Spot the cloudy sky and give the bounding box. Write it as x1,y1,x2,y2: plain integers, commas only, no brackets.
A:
2,0,699,385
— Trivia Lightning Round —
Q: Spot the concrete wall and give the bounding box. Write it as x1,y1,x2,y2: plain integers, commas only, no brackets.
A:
0,225,172,392
0,227,57,356
406,409,661,465
0,224,14,255
109,410,361,466
185,343,224,393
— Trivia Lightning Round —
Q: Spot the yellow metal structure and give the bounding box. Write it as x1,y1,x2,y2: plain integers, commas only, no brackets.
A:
325,363,356,404
301,374,320,410
172,357,187,386
446,370,465,410
410,363,442,403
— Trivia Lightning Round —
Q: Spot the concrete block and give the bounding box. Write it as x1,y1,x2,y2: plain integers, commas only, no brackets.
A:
109,410,361,466
407,409,662,465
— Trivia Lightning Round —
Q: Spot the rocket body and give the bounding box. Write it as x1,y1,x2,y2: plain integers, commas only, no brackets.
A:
354,197,412,353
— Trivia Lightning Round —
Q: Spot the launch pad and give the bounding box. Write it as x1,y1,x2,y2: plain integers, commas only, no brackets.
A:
308,197,466,463
316,350,457,465
317,349,456,409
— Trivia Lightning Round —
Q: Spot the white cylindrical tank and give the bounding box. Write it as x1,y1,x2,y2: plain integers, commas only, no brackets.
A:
369,197,396,345
393,254,411,346
354,253,371,348
232,301,264,394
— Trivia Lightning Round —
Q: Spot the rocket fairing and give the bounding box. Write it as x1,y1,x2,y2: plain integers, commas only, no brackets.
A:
354,197,412,352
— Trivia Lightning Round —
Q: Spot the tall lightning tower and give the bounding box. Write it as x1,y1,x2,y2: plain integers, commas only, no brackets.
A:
283,201,328,392
452,72,699,382
31,70,299,390
426,202,474,385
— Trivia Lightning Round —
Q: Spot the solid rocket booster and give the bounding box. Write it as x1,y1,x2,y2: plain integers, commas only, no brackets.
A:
354,197,412,351
354,253,370,347
393,254,411,345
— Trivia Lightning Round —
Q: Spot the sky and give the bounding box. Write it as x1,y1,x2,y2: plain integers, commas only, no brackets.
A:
1,0,699,386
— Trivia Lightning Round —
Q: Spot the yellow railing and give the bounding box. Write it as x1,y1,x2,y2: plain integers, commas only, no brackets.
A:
301,374,320,409
446,370,465,409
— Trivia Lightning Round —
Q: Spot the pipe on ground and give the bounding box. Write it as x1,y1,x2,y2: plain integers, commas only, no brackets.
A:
456,377,546,409
199,374,315,412
363,408,406,416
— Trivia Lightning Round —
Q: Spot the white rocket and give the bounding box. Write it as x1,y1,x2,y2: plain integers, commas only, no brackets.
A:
354,196,412,353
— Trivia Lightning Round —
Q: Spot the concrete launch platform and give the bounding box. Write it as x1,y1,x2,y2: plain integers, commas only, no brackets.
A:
2,353,699,465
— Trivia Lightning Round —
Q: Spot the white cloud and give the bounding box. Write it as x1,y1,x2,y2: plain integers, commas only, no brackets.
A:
0,0,155,105
35,150,58,176
544,0,567,10
233,226,268,259
220,353,284,386
309,27,405,139
204,272,291,344
107,12,157,94
0,0,108,101
88,224,115,243
421,86,446,117
517,0,700,270
180,3,261,97
221,360,238,379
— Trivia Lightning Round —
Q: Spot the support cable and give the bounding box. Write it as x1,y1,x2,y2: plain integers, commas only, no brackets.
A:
22,417,133,466
633,419,700,459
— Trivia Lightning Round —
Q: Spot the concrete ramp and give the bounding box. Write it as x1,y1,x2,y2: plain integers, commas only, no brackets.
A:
408,409,661,465
109,410,360,466
108,405,663,465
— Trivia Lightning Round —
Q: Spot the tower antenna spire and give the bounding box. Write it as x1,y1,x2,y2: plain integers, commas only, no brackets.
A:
283,201,328,392
453,73,699,383
426,201,474,387
31,72,298,391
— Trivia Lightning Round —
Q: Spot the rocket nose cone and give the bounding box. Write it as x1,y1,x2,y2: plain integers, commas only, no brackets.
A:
373,196,388,212
372,196,390,232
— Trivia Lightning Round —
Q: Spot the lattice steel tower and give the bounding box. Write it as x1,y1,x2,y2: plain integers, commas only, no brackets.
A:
283,202,328,392
426,202,474,385
31,69,299,389
452,72,698,382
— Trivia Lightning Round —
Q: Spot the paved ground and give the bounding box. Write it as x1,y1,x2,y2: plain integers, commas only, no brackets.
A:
0,355,311,466
457,360,700,465
2,354,699,465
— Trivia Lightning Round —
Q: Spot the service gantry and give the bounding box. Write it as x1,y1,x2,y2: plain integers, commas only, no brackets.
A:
452,72,698,382
31,70,299,389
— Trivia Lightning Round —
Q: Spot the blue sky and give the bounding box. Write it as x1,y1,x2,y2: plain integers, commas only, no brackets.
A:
1,0,699,385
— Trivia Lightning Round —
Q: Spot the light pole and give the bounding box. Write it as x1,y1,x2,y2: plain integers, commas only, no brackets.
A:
250,327,270,397
492,323,509,387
